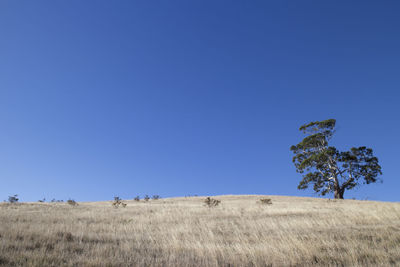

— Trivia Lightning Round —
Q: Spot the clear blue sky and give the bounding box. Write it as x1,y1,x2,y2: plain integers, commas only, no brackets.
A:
1,1,399,202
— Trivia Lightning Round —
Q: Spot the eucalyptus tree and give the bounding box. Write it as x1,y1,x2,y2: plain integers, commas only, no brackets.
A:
290,119,382,199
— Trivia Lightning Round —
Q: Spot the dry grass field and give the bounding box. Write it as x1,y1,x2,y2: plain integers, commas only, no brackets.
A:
1,195,400,266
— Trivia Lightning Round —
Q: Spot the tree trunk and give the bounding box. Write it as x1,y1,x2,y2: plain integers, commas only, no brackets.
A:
334,188,344,199
333,177,344,199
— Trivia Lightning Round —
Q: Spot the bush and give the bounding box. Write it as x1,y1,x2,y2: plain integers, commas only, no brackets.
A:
67,199,78,206
259,198,272,205
112,196,127,208
134,196,140,202
152,195,160,200
38,198,46,203
8,195,18,203
144,195,150,202
204,197,220,208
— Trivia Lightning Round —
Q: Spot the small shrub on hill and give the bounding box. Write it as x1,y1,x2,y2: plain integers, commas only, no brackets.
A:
8,195,19,203
67,199,78,206
112,196,127,208
259,198,272,205
204,197,221,208
152,195,160,200
134,196,140,202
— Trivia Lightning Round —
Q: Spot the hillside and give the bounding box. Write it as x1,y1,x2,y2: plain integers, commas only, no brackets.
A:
1,195,399,266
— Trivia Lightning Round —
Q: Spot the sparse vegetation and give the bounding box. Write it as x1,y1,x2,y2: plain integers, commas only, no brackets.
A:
144,195,150,202
0,195,399,266
134,196,140,202
67,199,78,206
152,195,160,200
259,198,272,205
56,231,74,242
112,196,127,208
204,197,221,207
7,194,18,203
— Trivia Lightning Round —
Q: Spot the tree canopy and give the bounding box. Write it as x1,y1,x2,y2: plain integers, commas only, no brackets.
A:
290,119,382,199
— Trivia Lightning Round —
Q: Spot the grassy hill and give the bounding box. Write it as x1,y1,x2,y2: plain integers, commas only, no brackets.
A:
1,195,399,266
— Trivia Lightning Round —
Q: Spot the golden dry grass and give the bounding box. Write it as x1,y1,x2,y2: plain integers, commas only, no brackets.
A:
1,195,400,266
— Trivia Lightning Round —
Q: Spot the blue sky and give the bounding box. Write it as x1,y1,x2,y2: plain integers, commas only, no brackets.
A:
1,1,399,202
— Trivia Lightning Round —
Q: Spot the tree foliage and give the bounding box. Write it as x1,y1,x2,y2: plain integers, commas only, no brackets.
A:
290,119,382,199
